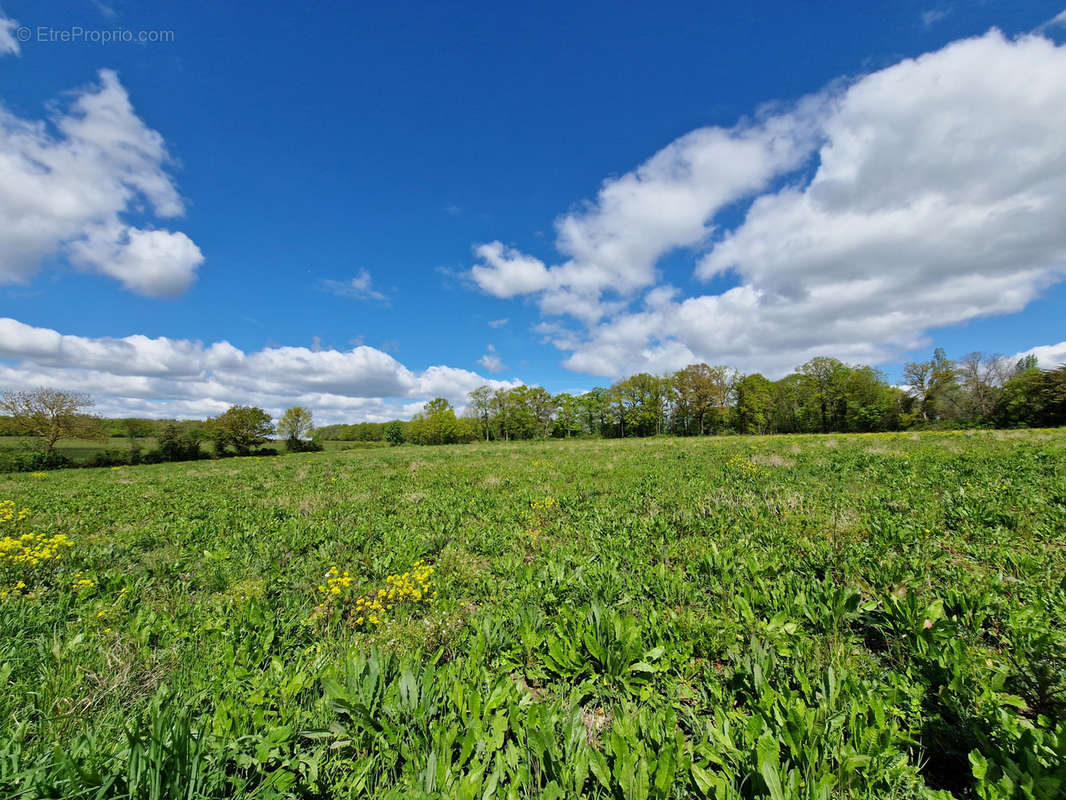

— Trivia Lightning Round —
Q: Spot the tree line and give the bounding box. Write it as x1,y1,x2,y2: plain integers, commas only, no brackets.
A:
314,350,1066,446
455,351,1062,440
2,349,1063,465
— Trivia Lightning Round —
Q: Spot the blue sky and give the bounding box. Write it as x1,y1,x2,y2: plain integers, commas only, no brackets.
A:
1,1,1065,421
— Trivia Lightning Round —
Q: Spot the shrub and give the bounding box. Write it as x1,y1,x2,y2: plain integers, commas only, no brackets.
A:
158,424,203,462
383,420,405,446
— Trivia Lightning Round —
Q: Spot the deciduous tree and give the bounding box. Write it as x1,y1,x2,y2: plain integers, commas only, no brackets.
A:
206,405,275,455
0,389,99,453
278,406,314,445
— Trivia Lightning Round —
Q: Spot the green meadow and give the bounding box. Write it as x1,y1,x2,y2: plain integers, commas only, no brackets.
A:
1,429,1064,798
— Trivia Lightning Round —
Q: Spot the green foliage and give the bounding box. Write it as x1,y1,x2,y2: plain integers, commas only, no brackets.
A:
383,420,405,446
277,406,314,450
734,373,774,435
157,423,204,462
0,429,1064,797
205,405,275,456
406,398,477,445
994,365,1066,428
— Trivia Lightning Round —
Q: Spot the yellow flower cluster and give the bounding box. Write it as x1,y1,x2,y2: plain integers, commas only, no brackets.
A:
73,572,96,591
530,496,558,512
1,500,29,525
318,567,354,595
316,560,437,628
1,501,73,598
354,561,436,626
0,532,73,567
30,472,47,479
726,454,764,476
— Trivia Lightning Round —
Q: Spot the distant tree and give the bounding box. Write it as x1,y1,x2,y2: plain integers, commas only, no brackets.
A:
468,386,493,440
407,398,474,445
278,406,314,449
769,373,805,433
498,386,541,440
610,373,670,437
0,389,100,453
158,423,203,461
383,420,405,446
903,349,960,423
798,357,850,433
994,362,1066,428
1013,354,1039,375
206,405,275,455
553,393,582,437
577,387,609,437
957,352,1009,422
734,373,774,434
122,418,155,452
525,386,558,438
672,364,716,435
842,366,900,432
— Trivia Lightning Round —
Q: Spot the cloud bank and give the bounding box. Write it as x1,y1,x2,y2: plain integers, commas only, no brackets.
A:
471,30,1066,378
0,318,519,424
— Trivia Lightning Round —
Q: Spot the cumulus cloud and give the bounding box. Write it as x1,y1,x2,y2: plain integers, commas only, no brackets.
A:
0,10,19,56
477,344,505,373
0,69,203,296
472,30,1066,378
0,317,519,424
320,269,388,301
470,95,827,323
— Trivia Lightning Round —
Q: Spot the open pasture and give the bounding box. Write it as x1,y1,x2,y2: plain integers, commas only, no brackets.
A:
1,430,1064,798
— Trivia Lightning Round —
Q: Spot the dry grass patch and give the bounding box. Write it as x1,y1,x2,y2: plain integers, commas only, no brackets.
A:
581,706,613,748
751,453,794,468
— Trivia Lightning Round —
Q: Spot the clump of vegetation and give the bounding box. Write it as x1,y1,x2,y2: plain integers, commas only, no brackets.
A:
205,405,276,456
0,500,72,598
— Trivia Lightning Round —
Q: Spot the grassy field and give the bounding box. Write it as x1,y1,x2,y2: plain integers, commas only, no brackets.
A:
1,430,1064,798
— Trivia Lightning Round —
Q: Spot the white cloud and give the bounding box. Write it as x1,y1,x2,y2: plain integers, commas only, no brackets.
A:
0,69,202,296
0,11,19,57
474,29,1066,379
69,222,203,298
477,344,505,373
487,317,509,328
470,242,553,298
1014,340,1066,368
1036,10,1066,33
921,8,950,28
470,94,828,322
320,269,388,301
0,317,519,424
